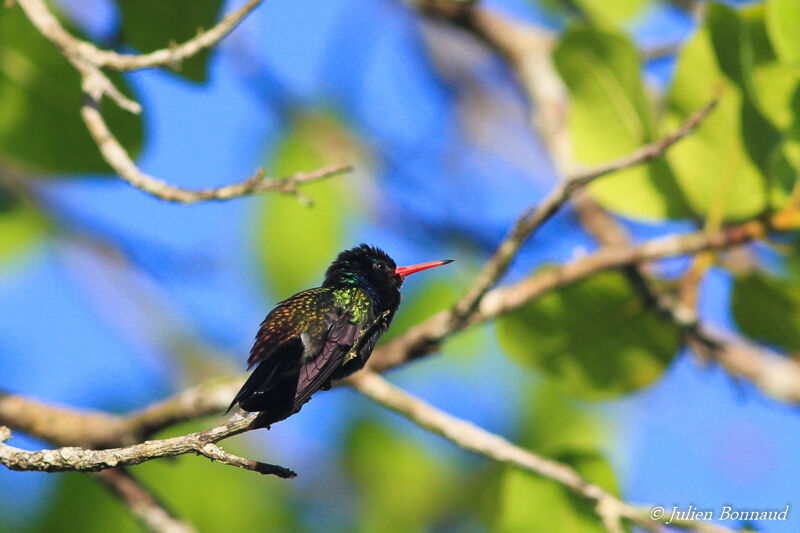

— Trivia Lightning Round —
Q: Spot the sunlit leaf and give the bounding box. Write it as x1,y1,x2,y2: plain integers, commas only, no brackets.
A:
343,419,458,533
0,5,143,173
520,385,603,456
732,273,800,352
766,0,800,65
255,112,359,298
554,25,691,219
28,474,140,533
492,386,623,533
496,271,681,399
574,0,646,23
539,0,648,23
665,8,789,221
751,62,800,131
115,0,225,82
380,278,457,343
494,456,617,533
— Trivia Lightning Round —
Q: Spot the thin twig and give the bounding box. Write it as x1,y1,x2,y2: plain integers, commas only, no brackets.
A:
15,0,263,72
16,0,351,204
350,371,734,533
0,418,296,478
368,180,756,376
95,468,197,533
81,92,352,203
414,0,792,422
450,99,718,321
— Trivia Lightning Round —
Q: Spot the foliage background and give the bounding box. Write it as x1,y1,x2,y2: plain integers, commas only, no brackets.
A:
1,0,799,531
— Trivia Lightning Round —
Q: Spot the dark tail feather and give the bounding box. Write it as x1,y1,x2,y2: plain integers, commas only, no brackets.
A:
247,370,301,428
226,360,283,414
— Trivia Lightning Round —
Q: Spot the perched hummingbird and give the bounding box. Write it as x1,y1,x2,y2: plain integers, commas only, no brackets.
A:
228,244,452,428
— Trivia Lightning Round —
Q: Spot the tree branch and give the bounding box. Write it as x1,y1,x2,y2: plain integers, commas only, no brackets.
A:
2,217,786,457
95,468,197,533
0,417,296,478
412,0,800,420
350,371,735,533
366,217,764,374
15,0,263,72
15,0,351,204
449,98,717,321
81,90,352,203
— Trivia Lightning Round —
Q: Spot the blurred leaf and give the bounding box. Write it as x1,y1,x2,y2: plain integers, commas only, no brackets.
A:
752,62,800,131
139,421,299,532
707,4,795,204
383,269,491,363
494,456,617,533
573,0,646,23
115,0,224,82
380,278,457,343
539,0,647,23
492,386,623,533
554,25,691,219
665,4,800,220
28,473,140,533
0,6,143,174
256,112,359,298
665,9,785,221
707,4,753,91
0,187,47,267
766,0,800,64
732,272,800,352
343,419,457,533
521,385,603,456
496,270,680,399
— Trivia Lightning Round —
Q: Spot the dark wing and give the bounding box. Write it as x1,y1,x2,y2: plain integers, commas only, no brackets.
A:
227,337,302,414
227,289,331,414
292,312,361,412
246,288,331,368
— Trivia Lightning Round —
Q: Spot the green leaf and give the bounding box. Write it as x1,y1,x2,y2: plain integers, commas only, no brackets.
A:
255,112,358,298
0,6,143,174
381,279,457,343
766,0,800,64
492,386,624,533
538,0,648,24
667,4,800,219
384,274,491,364
665,12,786,221
521,385,603,456
707,4,753,91
751,61,800,131
496,270,680,399
732,273,800,352
115,0,225,82
573,0,647,23
28,473,140,533
343,419,458,533
494,456,618,533
554,25,691,220
0,187,47,267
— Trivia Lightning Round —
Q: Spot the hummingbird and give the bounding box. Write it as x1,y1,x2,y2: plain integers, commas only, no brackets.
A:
228,244,452,428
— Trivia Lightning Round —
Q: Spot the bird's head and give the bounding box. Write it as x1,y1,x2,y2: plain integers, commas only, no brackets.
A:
323,244,452,292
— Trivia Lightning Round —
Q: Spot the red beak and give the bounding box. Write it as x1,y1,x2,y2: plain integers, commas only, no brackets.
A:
395,259,453,277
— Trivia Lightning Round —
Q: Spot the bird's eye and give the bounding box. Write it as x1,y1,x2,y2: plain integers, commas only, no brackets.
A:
374,260,386,271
